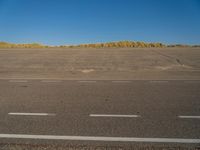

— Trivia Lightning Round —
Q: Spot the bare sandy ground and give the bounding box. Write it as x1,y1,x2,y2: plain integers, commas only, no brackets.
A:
0,47,199,80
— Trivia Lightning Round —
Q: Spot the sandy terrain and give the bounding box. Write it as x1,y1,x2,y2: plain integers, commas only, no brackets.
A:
0,47,199,80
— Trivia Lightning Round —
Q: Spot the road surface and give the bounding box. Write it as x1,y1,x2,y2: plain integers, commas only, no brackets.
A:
0,79,199,149
0,48,200,149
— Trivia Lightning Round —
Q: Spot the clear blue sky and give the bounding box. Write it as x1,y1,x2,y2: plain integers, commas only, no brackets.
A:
0,0,200,45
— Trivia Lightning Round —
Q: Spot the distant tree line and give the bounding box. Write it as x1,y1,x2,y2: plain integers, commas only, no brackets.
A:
0,41,199,48
62,41,165,48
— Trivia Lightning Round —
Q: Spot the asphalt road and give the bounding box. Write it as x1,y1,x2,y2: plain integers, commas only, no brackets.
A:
0,79,199,149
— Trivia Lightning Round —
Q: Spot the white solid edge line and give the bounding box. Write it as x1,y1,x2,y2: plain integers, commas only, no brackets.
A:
0,134,199,143
8,113,56,116
90,114,140,118
178,116,200,119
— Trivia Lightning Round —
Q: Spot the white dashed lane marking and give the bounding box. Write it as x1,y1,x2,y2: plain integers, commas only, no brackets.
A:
178,116,200,119
8,113,56,116
90,114,140,118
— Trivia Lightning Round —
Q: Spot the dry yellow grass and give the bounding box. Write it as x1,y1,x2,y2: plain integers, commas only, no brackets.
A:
0,42,47,48
1,41,198,48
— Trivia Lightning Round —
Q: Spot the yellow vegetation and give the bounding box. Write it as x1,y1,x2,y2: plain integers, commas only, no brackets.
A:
1,41,198,48
0,42,47,48
67,41,165,48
